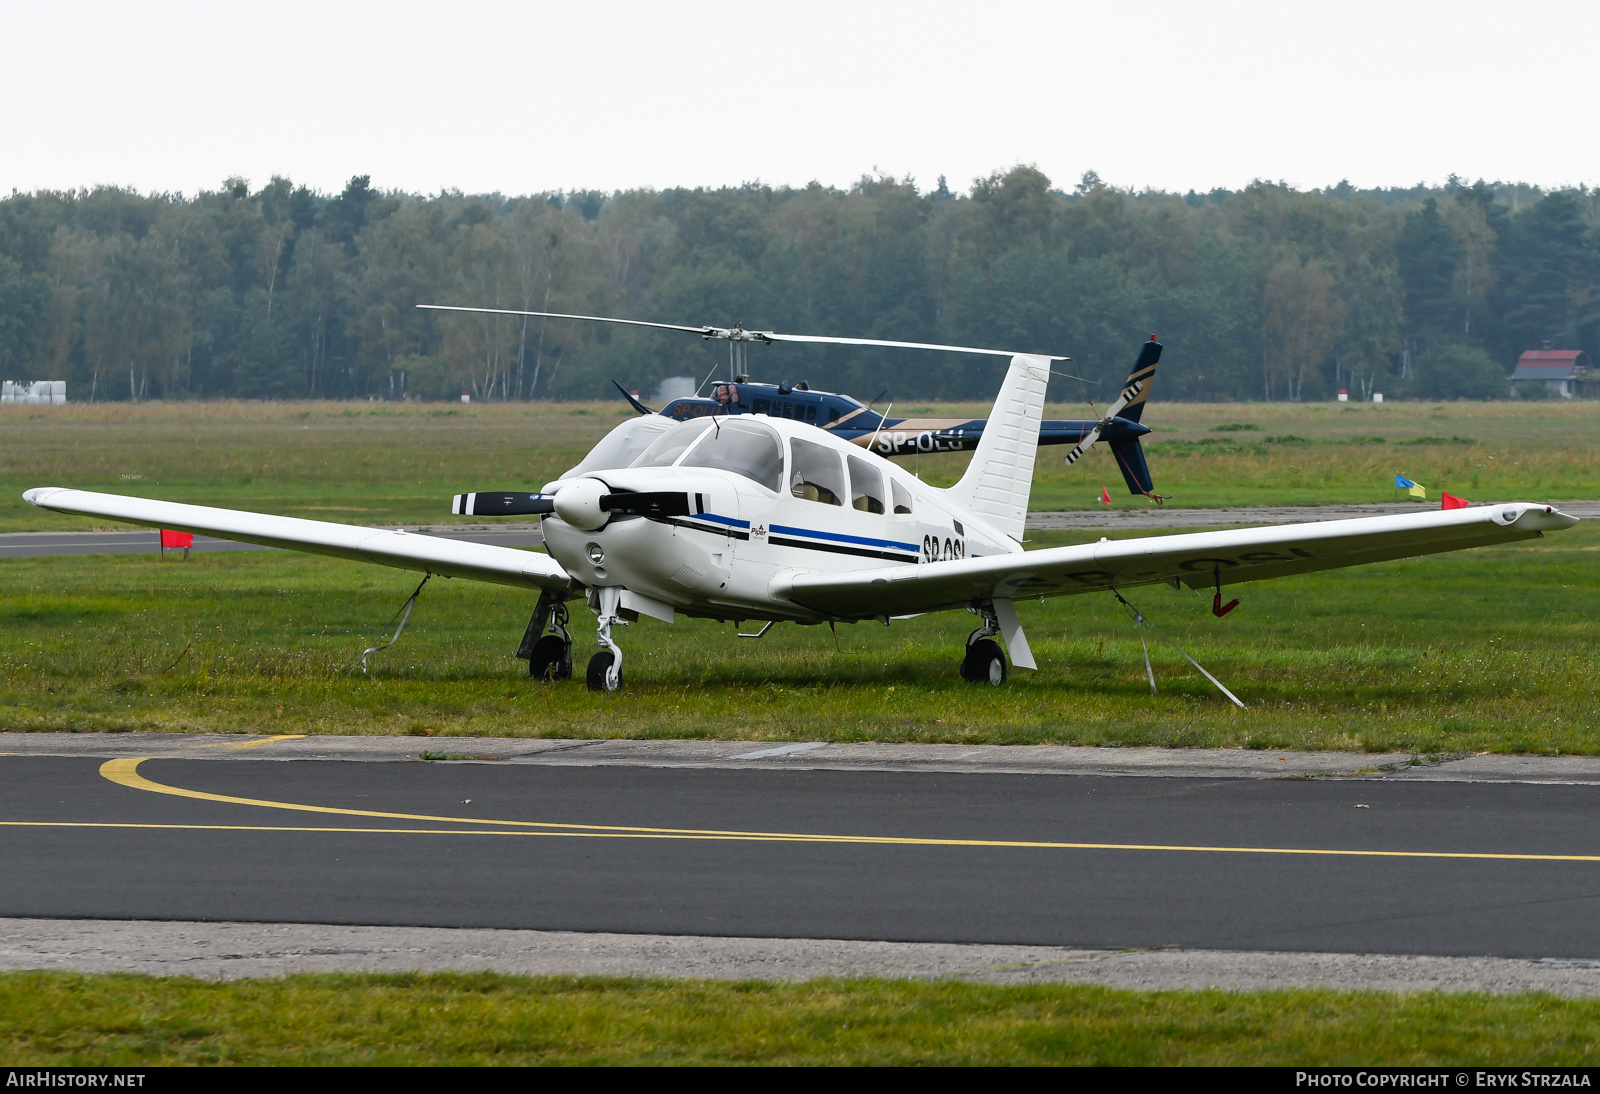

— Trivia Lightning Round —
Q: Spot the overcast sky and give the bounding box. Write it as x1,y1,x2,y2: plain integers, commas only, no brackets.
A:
2,0,1593,199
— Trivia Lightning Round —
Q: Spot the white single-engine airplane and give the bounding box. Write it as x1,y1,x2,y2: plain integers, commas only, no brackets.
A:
23,325,1577,694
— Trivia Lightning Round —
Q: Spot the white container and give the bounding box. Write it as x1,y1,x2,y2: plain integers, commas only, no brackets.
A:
654,376,697,402
2,380,65,405
1337,390,1348,402
1372,393,1384,403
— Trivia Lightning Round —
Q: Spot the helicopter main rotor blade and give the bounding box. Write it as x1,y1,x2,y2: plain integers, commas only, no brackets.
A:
764,332,1055,359
418,305,716,338
417,305,1067,360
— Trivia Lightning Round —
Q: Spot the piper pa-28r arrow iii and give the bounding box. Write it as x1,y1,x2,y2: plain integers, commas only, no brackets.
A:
24,323,1578,694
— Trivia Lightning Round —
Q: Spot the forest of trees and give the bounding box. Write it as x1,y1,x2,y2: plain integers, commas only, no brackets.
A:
0,168,1595,405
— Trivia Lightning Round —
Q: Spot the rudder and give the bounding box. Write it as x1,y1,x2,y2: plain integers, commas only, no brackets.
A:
942,354,1051,542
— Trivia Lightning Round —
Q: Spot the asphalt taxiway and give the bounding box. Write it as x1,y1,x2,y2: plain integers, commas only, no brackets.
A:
1,733,1598,989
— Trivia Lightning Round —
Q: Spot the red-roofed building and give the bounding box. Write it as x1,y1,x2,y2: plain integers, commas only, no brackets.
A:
1510,346,1595,398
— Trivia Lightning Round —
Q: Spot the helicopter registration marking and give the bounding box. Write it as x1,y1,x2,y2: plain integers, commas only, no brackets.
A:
871,430,969,456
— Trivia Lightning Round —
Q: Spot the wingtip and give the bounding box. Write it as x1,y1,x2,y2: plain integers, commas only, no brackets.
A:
22,488,57,508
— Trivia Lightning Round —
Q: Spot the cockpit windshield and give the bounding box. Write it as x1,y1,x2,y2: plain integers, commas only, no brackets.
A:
631,419,714,469
681,419,784,492
563,415,678,478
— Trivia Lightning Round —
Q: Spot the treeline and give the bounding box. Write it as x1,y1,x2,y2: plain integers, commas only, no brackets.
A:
0,169,1595,404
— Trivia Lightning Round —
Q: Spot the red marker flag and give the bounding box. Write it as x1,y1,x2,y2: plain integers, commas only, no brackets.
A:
1100,485,1113,505
1441,493,1469,510
159,529,194,548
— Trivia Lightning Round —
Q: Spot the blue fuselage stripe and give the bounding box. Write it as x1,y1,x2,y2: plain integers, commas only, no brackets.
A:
695,512,750,529
769,523,919,553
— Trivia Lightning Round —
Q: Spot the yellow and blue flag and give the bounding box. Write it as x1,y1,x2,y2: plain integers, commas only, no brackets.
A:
1395,474,1426,500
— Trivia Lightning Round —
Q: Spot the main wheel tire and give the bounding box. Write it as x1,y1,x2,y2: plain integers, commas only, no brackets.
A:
528,634,572,680
585,650,621,692
960,638,1007,686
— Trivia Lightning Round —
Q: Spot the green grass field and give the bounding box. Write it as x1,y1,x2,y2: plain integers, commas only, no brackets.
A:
6,972,1598,1065
3,398,1598,532
0,398,1596,750
0,520,1595,752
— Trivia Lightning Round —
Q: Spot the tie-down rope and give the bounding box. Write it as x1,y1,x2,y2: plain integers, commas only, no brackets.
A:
1111,588,1246,709
359,574,431,676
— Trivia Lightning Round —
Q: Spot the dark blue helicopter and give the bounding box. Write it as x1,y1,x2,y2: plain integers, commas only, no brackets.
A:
416,305,1165,501
614,336,1164,499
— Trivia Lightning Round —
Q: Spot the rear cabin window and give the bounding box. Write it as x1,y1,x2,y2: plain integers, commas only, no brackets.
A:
891,479,914,515
847,455,886,514
789,438,845,506
681,419,784,492
632,420,712,468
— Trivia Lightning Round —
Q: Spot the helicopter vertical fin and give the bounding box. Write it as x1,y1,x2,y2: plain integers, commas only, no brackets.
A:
942,354,1051,542
1116,338,1162,424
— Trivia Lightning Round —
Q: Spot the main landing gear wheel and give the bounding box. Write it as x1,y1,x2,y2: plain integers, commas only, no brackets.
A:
528,634,572,680
961,638,1007,686
586,650,621,692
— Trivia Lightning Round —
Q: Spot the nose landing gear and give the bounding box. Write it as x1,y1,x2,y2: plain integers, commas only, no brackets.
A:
959,604,1008,686
586,586,625,692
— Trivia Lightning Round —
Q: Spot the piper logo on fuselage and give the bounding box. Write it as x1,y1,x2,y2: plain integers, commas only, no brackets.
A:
753,523,767,540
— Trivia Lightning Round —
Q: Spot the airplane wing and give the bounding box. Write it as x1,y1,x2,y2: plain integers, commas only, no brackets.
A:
776,503,1578,618
22,488,572,593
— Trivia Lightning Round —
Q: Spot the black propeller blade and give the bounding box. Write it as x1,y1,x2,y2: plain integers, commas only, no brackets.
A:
452,492,555,516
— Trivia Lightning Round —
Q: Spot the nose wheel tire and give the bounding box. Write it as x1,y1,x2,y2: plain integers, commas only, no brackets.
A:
960,638,1007,686
586,650,622,692
528,634,573,681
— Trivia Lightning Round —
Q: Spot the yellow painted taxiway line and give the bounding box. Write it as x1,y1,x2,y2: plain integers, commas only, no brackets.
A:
89,756,1600,862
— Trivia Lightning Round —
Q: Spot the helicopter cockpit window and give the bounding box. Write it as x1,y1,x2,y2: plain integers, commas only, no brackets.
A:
790,438,845,506
681,419,784,492
563,414,679,477
847,455,885,514
891,479,914,515
631,419,713,469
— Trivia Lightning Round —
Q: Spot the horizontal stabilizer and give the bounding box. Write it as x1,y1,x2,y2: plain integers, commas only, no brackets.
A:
453,492,555,517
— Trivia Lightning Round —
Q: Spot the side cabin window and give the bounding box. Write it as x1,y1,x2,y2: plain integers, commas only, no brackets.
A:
789,438,845,506
681,419,784,492
806,404,817,422
632,420,712,468
753,398,770,415
847,455,885,514
828,407,840,424
891,479,913,515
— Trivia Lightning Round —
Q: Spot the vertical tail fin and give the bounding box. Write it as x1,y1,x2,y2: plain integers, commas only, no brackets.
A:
1108,437,1154,495
942,354,1051,542
1116,337,1162,423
